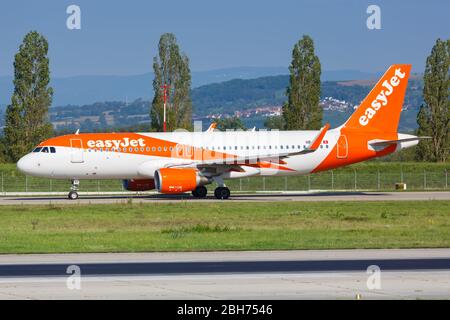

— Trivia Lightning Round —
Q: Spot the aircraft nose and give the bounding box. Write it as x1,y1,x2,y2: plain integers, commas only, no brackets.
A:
17,154,34,175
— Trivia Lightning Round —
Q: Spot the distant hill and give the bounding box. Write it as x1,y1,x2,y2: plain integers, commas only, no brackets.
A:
0,67,380,106
43,75,423,133
192,75,423,115
192,76,288,115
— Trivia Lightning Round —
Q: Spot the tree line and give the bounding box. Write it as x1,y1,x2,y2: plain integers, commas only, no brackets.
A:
268,37,449,162
0,31,448,163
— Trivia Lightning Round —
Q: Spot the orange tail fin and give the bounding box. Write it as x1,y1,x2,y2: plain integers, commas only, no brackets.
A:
344,64,411,133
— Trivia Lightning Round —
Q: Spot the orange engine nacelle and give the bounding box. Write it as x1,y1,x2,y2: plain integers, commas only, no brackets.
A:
154,168,209,194
122,179,155,191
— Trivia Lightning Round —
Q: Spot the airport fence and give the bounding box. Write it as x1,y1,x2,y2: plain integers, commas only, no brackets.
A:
0,168,448,193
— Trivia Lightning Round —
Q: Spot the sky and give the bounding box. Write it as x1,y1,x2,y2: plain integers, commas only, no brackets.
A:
0,0,448,77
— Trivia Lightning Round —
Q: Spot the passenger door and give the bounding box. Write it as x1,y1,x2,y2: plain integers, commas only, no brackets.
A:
336,134,348,159
70,139,84,163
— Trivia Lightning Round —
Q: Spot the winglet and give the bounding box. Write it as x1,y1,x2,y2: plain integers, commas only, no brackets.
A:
308,123,330,151
206,122,217,132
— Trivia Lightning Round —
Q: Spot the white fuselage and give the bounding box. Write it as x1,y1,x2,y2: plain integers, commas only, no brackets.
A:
18,129,340,180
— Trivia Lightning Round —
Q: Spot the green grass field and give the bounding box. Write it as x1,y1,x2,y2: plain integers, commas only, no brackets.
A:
0,161,449,192
0,200,448,254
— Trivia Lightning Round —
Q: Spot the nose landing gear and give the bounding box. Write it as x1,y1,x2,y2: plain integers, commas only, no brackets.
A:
68,179,79,200
68,191,79,200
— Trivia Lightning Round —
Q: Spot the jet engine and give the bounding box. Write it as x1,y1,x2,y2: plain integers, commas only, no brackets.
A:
122,179,155,191
154,168,209,194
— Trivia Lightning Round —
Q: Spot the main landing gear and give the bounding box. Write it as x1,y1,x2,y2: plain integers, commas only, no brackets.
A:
212,176,230,200
214,186,230,200
68,179,79,200
191,178,231,200
192,185,208,198
191,185,231,200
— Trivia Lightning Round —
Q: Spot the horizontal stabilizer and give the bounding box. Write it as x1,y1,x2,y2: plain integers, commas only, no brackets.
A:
368,135,430,151
369,136,430,147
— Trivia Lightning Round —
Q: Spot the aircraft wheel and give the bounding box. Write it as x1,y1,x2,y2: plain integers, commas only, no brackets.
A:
192,186,207,198
214,187,230,200
68,191,79,200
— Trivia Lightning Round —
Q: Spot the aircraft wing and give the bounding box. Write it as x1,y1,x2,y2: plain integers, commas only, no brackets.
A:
167,123,330,169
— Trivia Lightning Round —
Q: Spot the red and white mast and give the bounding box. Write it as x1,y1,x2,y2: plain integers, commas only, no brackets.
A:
161,83,170,132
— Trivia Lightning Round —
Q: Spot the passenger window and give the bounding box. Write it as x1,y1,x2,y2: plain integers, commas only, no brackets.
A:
50,147,56,153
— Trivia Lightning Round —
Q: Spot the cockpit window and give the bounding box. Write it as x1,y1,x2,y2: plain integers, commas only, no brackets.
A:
32,146,56,153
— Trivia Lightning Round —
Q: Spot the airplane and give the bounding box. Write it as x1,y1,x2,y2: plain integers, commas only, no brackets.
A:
17,64,425,200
